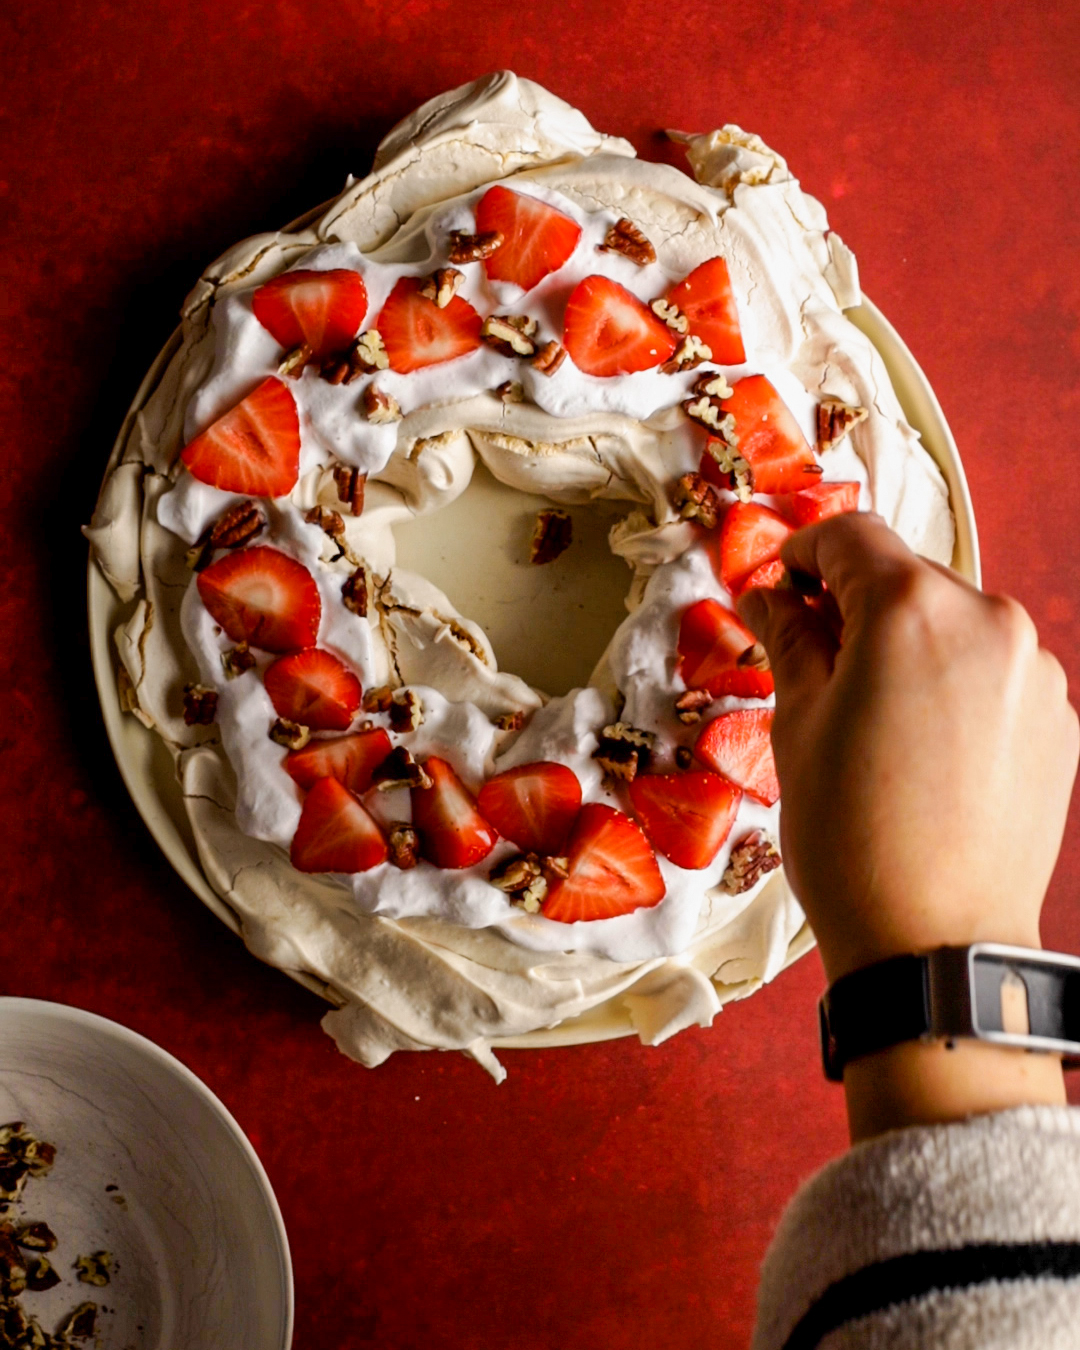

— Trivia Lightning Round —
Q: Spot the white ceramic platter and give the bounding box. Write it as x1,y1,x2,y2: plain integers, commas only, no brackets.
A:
86,298,979,1051
0,998,293,1346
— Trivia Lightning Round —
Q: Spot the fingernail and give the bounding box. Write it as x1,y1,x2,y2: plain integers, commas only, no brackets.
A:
736,587,766,631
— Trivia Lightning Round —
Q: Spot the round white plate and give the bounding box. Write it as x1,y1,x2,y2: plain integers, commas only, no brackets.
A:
87,298,979,1049
0,998,293,1346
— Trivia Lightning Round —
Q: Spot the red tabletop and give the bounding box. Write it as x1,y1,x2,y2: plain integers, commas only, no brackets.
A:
6,2,1080,1344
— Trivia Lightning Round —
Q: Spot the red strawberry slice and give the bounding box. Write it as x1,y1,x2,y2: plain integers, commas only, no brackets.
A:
412,757,497,869
677,598,774,699
712,501,795,596
563,275,677,377
741,558,787,591
628,771,741,869
694,709,779,806
264,649,362,732
541,803,665,923
719,375,820,494
290,777,388,874
776,481,860,527
699,444,731,490
476,761,582,855
197,546,320,653
180,377,300,498
666,257,745,364
251,269,368,359
376,276,483,373
284,727,392,794
475,186,582,292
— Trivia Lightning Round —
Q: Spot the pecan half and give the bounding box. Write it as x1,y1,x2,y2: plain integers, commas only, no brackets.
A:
14,1222,57,1253
494,710,525,731
598,218,656,266
530,509,572,565
683,394,736,435
388,824,420,870
333,464,367,515
495,379,525,403
279,342,314,378
353,330,390,373
448,229,504,263
59,1303,99,1340
662,334,712,373
674,688,713,723
674,472,722,530
388,689,424,734
182,684,218,727
530,339,567,376
593,722,655,784
650,298,689,333
482,314,538,357
489,853,549,912
363,383,403,424
370,746,432,792
25,1253,60,1292
419,266,464,308
269,717,310,750
342,566,368,617
186,499,266,569
817,397,868,451
221,642,256,680
692,370,734,401
362,685,394,714
721,830,781,895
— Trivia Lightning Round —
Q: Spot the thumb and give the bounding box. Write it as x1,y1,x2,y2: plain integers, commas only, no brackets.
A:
735,587,837,708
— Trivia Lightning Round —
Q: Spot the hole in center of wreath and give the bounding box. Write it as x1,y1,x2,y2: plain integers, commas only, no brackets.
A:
392,459,634,697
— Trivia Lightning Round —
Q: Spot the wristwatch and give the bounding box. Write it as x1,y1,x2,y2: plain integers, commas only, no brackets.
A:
818,943,1080,1081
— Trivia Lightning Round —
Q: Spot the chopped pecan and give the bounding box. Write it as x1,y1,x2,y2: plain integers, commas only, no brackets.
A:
419,266,464,308
14,1222,56,1254
541,855,569,882
362,685,394,714
279,342,315,378
59,1302,98,1340
494,710,525,731
703,433,753,502
482,314,538,357
25,1254,60,1292
319,352,354,385
342,566,368,617
305,505,347,552
530,509,572,565
817,397,868,451
650,298,689,333
182,684,218,727
388,689,424,734
269,717,310,750
673,473,722,530
448,228,504,263
683,394,736,436
363,383,403,423
675,745,695,770
332,464,367,515
598,218,656,266
370,746,432,792
495,380,525,403
721,830,781,895
0,1226,27,1294
388,824,420,870
736,641,771,672
75,1251,111,1287
353,330,390,373
593,722,655,784
221,642,256,680
530,339,567,376
489,853,548,912
692,370,734,401
186,499,266,569
662,334,712,373
674,688,714,723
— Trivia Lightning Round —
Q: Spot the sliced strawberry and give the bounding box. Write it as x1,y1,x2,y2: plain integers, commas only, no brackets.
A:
541,803,665,923
563,275,677,377
264,649,362,732
251,269,368,359
666,257,745,364
719,375,819,494
412,757,497,869
741,558,787,591
776,480,860,527
712,501,795,596
376,276,483,373
476,761,582,855
180,377,300,498
284,727,392,794
677,598,774,699
290,777,387,873
197,546,320,653
699,444,731,490
628,771,741,870
694,708,779,806
475,186,582,292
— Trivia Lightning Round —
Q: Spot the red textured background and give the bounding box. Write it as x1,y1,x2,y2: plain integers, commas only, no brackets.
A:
5,2,1080,1345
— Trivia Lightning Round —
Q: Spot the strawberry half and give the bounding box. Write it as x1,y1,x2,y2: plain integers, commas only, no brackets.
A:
376,276,483,373
284,727,392,794
541,803,665,923
264,649,362,732
197,546,320,653
412,757,497,869
776,481,860,527
180,377,300,498
666,257,745,364
677,598,774,699
563,275,677,377
475,185,582,292
476,761,582,855
628,771,741,870
290,777,388,874
694,709,779,806
712,501,795,597
251,269,368,359
719,375,819,494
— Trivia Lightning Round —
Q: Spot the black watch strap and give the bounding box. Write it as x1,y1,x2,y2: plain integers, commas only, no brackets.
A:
819,944,1080,1081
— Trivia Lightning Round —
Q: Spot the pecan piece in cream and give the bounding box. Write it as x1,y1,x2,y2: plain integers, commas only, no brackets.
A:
341,566,368,617
494,380,525,403
482,314,538,357
305,505,347,553
269,717,310,751
221,642,256,680
674,688,714,724
279,342,314,378
352,330,390,373
362,684,394,714
182,684,218,727
370,746,432,792
489,853,549,913
186,499,266,570
673,473,722,530
592,722,655,785
531,339,567,376
721,830,781,895
388,689,424,734
418,266,464,308
448,228,504,263
650,298,689,333
494,710,525,731
598,218,656,266
817,397,868,451
662,334,712,373
362,384,403,424
333,464,367,515
388,825,420,870
530,509,572,565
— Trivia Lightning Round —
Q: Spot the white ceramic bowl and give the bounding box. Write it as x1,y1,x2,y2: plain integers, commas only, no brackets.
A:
0,999,293,1347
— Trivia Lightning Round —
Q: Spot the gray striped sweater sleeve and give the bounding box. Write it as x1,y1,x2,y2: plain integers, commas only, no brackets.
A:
751,1104,1080,1350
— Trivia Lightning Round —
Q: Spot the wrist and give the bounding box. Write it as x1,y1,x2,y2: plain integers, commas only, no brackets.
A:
816,917,1045,985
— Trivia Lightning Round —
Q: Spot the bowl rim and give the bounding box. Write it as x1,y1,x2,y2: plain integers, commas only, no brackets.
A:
0,995,295,1347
